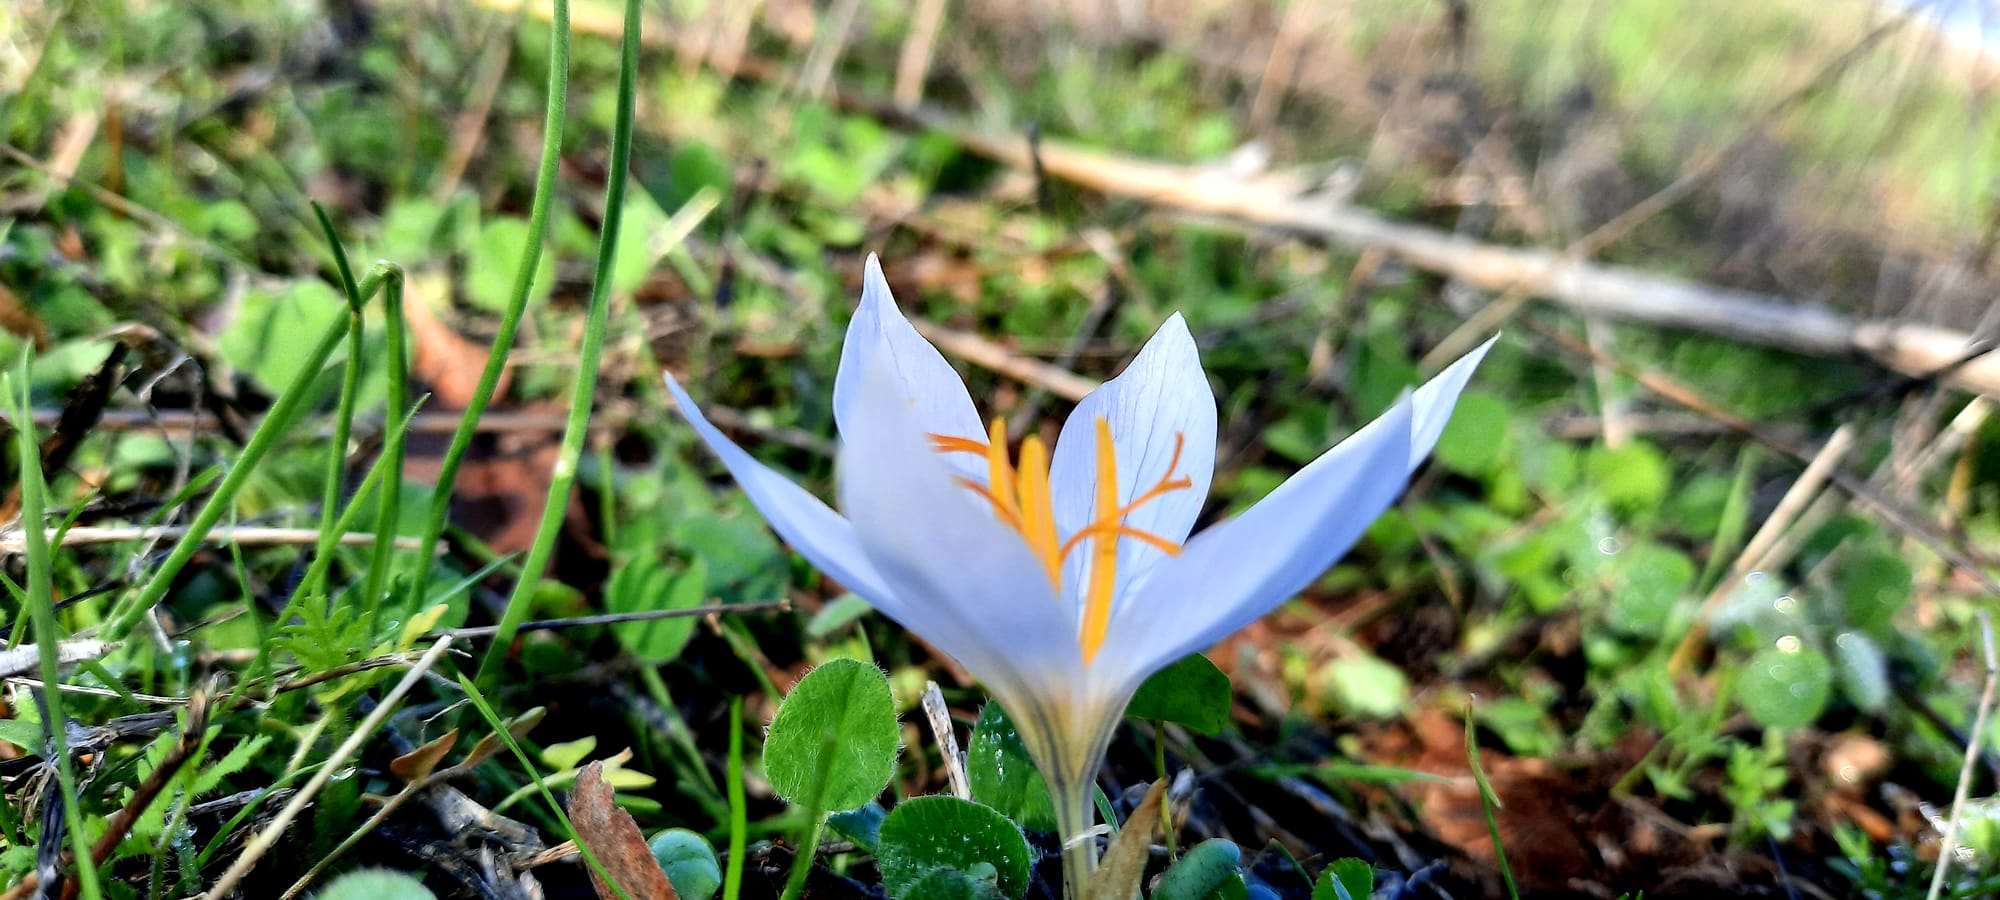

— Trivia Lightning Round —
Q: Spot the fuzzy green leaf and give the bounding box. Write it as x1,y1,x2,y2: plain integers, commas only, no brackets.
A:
763,658,899,812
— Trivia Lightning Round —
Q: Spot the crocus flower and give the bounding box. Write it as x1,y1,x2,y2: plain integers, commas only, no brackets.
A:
664,255,1492,896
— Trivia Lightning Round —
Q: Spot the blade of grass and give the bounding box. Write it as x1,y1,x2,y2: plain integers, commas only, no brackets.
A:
364,267,410,612
1465,701,1520,900
10,354,104,898
457,673,634,900
410,0,570,609
724,695,747,900
472,0,638,691
310,205,412,620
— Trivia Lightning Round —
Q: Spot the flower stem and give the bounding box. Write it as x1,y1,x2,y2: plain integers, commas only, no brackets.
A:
1049,770,1098,900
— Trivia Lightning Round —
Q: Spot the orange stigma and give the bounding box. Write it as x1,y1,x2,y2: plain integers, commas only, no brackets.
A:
929,417,1193,663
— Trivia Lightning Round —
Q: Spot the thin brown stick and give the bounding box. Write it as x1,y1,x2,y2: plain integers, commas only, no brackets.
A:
913,320,1100,401
1668,426,1856,674
921,680,969,800
893,0,948,108
0,525,426,556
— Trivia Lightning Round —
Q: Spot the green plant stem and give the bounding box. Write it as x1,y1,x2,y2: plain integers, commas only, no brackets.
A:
1465,703,1520,900
724,697,747,900
472,0,636,691
410,0,569,610
363,267,409,612
778,730,839,900
12,357,103,898
637,665,727,818
106,308,350,639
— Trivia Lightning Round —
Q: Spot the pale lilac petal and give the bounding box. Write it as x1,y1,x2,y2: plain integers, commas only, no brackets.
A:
1095,399,1417,690
832,255,986,459
837,354,1086,701
1409,335,1499,474
664,374,897,606
1047,313,1217,610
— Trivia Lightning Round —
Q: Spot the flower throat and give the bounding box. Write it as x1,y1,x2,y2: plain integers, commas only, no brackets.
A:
929,417,1192,663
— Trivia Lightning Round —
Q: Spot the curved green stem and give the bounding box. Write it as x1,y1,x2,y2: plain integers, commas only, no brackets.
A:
409,0,570,610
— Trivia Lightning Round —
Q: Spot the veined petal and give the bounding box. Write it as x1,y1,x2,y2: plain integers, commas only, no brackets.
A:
1048,312,1217,607
1095,399,1417,691
663,374,894,606
837,352,1087,703
1409,334,1499,474
832,254,985,460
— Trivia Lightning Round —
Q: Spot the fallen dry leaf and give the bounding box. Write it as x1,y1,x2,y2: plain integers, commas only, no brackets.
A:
1085,778,1165,900
571,761,678,900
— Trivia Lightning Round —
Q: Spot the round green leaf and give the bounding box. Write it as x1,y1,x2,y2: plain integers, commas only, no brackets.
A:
1833,547,1912,634
1312,858,1375,900
649,828,722,900
966,703,1056,831
314,869,437,900
1739,644,1832,729
1152,839,1242,900
1321,652,1409,719
1585,441,1671,512
1432,390,1509,475
900,867,1008,900
764,658,899,812
607,558,706,663
1608,543,1694,636
1126,653,1232,735
876,796,1033,900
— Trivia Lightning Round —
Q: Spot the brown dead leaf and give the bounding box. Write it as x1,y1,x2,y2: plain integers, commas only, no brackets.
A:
571,761,678,900
1084,778,1165,900
403,271,512,408
390,730,459,782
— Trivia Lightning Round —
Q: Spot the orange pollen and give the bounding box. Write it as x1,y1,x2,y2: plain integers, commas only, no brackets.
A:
929,417,1193,664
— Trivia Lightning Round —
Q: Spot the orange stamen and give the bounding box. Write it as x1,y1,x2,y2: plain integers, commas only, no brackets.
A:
1078,418,1120,662
926,417,1196,665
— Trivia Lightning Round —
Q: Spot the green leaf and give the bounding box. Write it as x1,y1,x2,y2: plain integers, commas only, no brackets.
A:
1608,543,1695,637
1126,653,1232,735
314,868,437,900
0,718,42,752
965,703,1056,831
465,217,554,312
649,828,722,900
763,658,899,812
1739,644,1833,729
1832,547,1912,635
542,736,597,772
1151,839,1241,900
1321,651,1409,718
899,867,1007,900
805,594,875,639
876,796,1033,900
828,802,887,852
1585,441,1671,512
217,281,345,394
1312,859,1375,900
1432,390,1509,475
673,512,783,589
606,557,706,663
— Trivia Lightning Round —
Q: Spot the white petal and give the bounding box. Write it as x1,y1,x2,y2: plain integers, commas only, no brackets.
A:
837,354,1087,701
1047,312,1217,610
1095,398,1417,690
663,374,897,605
1409,334,1498,474
832,255,986,459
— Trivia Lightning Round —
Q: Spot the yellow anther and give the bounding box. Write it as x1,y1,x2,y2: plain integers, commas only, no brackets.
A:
928,416,1195,665
1078,417,1120,663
